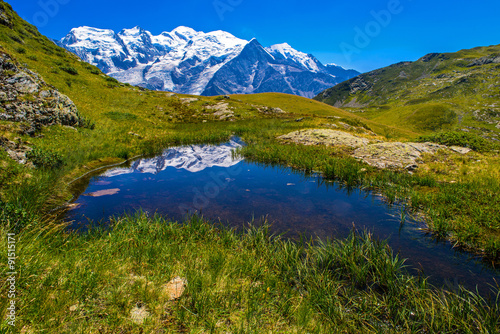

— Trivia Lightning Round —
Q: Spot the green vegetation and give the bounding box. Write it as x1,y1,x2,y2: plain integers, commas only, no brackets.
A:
418,131,500,152
1,214,498,333
237,138,500,259
406,104,457,131
315,45,500,138
104,111,139,121
0,0,499,331
59,65,78,75
26,146,64,169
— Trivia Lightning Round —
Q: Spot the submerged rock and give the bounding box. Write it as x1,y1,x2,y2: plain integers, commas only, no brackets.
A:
83,189,121,197
278,129,370,148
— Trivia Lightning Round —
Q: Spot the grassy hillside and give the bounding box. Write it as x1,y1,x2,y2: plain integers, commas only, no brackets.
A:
315,45,500,137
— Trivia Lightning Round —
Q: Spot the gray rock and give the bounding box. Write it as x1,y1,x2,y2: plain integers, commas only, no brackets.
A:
7,72,39,94
449,146,472,154
0,51,84,133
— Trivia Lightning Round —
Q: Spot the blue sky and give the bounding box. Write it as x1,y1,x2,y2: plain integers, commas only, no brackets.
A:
8,0,500,72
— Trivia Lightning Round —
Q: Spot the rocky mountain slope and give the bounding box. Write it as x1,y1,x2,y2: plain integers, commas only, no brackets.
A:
315,45,500,137
58,26,359,98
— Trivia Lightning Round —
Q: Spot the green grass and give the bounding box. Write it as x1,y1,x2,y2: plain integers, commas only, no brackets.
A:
406,104,457,131
417,131,500,153
237,139,500,260
315,43,500,136
0,213,498,333
0,1,500,331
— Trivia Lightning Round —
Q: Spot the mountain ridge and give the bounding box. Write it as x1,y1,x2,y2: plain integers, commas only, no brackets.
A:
314,44,500,137
58,25,359,98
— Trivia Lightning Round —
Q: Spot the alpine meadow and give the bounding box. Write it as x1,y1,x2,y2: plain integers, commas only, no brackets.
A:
1,1,500,333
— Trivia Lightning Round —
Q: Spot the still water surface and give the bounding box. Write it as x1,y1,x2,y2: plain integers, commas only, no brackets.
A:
67,138,500,295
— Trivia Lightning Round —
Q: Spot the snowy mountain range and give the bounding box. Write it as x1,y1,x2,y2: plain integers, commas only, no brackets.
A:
103,138,244,176
58,26,359,98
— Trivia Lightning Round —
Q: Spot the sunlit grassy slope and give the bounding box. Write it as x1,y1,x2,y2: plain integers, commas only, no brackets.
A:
315,45,500,136
1,1,500,332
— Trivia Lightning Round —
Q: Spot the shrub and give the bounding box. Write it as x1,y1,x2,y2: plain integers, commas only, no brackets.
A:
78,115,96,130
60,66,78,75
15,47,26,54
90,69,100,75
26,55,38,61
9,34,23,43
26,147,64,169
0,200,31,232
105,76,119,83
417,131,498,152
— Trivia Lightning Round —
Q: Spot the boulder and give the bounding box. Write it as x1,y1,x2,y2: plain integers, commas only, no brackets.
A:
0,51,83,130
278,129,370,148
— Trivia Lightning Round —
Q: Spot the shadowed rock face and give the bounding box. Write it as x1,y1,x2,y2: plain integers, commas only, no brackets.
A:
0,51,82,130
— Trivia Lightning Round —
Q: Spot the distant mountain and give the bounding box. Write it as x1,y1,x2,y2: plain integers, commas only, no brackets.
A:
314,44,500,136
58,26,359,98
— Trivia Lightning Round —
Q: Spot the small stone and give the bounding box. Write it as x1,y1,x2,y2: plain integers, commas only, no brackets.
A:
164,276,187,301
128,132,143,139
405,164,418,171
130,303,150,325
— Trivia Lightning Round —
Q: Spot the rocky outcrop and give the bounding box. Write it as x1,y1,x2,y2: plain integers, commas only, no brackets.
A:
0,51,82,134
0,3,12,28
278,129,370,148
278,129,472,170
354,142,444,169
467,55,500,67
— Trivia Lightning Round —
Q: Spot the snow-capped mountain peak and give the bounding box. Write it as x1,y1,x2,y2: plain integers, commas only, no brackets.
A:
59,25,359,97
171,26,199,40
265,42,322,72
